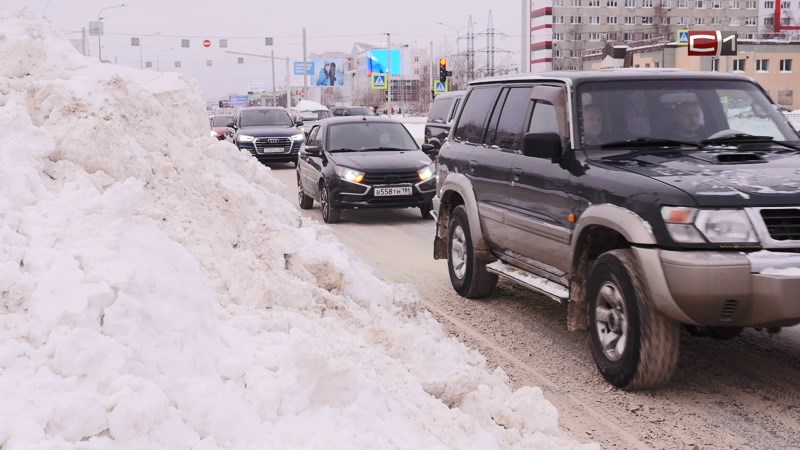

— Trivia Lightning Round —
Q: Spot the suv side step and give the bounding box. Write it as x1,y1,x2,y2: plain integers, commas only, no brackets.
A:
486,260,569,303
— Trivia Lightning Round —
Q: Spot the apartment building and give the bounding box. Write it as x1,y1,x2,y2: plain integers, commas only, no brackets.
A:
527,0,799,71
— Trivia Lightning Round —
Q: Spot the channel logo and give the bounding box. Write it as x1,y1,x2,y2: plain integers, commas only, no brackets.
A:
687,31,738,56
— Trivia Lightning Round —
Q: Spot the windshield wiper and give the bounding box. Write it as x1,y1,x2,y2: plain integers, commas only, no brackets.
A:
368,147,414,152
600,138,702,149
329,148,358,152
701,134,800,151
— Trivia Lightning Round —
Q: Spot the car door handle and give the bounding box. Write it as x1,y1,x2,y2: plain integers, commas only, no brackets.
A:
468,160,478,172
512,167,523,181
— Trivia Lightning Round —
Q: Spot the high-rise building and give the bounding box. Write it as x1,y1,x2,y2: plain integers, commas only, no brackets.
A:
525,0,774,71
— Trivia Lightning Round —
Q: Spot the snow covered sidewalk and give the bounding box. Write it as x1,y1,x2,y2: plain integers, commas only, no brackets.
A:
0,8,598,450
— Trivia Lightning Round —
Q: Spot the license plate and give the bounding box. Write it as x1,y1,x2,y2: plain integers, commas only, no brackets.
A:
260,147,284,153
374,186,412,197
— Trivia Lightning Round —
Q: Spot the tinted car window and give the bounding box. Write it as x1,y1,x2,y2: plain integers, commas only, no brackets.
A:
492,87,533,150
453,87,502,144
447,98,462,122
428,98,454,123
307,126,321,147
240,110,293,127
328,122,417,151
529,102,559,134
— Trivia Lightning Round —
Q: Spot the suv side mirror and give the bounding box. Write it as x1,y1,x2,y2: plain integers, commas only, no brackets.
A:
522,132,563,161
295,120,305,127
428,138,442,150
421,143,436,154
304,145,321,156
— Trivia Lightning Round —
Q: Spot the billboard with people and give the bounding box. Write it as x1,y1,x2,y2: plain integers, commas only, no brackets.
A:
292,59,345,88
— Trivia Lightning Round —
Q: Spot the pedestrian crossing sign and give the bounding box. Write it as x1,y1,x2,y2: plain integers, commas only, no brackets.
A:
677,29,689,46
371,74,388,90
433,80,448,95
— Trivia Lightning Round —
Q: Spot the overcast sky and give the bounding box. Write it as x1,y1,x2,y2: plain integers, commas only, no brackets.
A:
6,0,525,100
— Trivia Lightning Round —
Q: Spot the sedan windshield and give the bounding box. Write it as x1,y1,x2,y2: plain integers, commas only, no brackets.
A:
240,109,293,127
576,79,800,148
328,122,417,151
211,115,233,127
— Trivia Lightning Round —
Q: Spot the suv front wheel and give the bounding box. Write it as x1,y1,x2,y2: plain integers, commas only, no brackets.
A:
586,249,680,390
447,205,498,298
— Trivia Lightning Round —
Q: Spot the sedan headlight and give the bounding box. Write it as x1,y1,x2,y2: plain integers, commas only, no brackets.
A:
210,130,219,137
290,133,305,141
334,166,365,184
418,163,435,181
237,134,255,143
661,207,758,244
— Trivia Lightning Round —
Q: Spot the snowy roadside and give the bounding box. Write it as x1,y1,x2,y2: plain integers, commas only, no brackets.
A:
0,8,599,450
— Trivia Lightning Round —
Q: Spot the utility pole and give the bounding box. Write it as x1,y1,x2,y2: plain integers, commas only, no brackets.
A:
302,28,308,100
271,49,276,106
387,32,392,117
429,41,434,103
285,57,292,109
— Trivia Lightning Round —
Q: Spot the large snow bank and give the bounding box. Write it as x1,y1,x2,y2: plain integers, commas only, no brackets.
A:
0,8,599,450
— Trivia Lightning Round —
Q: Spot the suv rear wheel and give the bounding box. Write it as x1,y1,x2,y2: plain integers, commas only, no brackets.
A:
586,249,680,390
447,205,498,298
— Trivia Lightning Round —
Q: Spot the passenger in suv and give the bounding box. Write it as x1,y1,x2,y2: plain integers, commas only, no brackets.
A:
424,90,464,146
432,70,800,390
226,106,306,164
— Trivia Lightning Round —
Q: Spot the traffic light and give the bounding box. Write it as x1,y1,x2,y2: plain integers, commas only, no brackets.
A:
439,58,447,83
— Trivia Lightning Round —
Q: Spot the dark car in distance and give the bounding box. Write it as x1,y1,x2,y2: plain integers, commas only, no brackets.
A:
424,90,464,145
226,107,305,164
296,116,437,223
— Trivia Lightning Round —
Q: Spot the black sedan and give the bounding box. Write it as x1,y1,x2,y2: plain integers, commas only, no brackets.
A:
296,116,437,223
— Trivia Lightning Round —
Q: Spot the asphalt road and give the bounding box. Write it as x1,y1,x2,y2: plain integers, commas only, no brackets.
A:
270,162,800,450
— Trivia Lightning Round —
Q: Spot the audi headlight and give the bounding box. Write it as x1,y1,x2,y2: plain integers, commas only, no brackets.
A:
334,166,365,184
661,207,758,244
290,133,305,142
237,134,255,143
418,163,435,181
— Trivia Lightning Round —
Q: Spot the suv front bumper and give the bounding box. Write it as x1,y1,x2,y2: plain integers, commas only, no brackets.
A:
637,248,800,327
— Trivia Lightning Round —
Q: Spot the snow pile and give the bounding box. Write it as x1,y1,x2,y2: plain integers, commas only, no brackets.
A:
0,8,598,450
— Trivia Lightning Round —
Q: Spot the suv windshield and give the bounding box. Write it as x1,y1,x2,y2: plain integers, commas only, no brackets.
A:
576,79,800,148
347,107,375,116
240,109,293,127
328,122,417,151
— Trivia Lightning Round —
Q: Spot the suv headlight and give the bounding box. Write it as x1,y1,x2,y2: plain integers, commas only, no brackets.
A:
237,134,255,143
334,166,365,184
418,163,435,181
290,133,305,141
661,207,758,244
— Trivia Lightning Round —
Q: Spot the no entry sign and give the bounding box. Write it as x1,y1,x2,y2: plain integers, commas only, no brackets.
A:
203,39,211,48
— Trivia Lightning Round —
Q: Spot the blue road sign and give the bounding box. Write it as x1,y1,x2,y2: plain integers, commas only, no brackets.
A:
371,74,388,90
433,80,448,94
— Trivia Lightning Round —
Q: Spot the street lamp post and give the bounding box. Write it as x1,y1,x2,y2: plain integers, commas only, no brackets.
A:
97,3,127,62
156,48,174,71
136,32,160,70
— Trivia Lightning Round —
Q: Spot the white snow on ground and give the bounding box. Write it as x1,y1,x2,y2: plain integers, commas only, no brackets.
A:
0,8,598,450
397,116,427,144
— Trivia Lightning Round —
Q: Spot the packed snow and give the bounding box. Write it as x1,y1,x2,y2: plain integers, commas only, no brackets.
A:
0,8,598,450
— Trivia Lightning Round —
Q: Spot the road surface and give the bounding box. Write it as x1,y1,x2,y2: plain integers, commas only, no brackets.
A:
270,162,800,450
